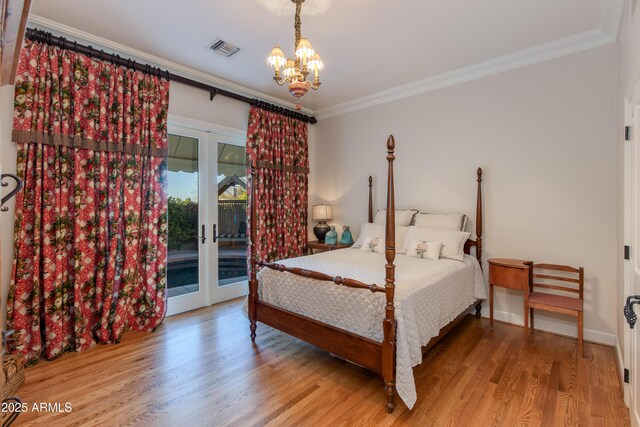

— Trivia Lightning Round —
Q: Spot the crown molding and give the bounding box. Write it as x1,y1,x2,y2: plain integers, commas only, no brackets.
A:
27,14,316,115
315,28,615,121
600,0,625,40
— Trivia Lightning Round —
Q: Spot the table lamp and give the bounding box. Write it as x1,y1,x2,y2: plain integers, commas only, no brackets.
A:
312,204,332,242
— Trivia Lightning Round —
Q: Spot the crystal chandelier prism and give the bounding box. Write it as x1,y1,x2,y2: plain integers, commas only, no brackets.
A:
266,0,323,110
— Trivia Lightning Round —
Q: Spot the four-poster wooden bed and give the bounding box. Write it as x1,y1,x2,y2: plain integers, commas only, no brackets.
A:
247,135,484,413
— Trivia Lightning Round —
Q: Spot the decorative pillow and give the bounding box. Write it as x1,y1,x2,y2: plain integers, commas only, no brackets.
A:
374,209,419,226
352,223,408,252
406,240,442,260
413,213,467,231
400,227,470,261
360,236,385,254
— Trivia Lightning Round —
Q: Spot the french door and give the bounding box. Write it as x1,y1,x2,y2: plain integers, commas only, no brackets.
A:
624,75,640,427
166,122,248,316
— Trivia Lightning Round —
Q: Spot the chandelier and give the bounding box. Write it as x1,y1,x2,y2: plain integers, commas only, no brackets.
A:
266,0,323,110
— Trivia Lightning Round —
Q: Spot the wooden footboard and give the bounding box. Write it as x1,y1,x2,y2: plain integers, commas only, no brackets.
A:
257,262,386,293
247,135,485,413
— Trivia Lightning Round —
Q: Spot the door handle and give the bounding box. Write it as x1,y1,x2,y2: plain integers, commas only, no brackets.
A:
199,224,206,244
213,224,218,243
624,295,640,328
191,225,207,244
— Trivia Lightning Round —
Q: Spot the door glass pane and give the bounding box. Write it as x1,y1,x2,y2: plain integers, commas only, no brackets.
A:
217,142,248,286
167,134,200,297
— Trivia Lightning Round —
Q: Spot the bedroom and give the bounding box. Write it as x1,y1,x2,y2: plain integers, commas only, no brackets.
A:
0,0,637,425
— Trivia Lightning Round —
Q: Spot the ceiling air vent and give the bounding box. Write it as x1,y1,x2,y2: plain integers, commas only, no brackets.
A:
207,38,241,58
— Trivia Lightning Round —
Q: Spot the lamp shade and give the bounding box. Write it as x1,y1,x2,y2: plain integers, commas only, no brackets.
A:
267,46,286,69
308,53,324,72
282,58,296,78
312,204,332,221
295,37,315,60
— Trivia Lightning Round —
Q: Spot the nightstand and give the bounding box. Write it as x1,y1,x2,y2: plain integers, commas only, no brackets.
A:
307,240,352,254
488,258,533,337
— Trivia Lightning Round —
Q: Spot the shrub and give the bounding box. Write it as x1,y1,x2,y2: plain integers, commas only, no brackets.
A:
168,196,198,250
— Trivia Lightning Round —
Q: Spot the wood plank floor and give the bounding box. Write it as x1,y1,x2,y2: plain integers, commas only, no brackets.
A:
11,298,629,426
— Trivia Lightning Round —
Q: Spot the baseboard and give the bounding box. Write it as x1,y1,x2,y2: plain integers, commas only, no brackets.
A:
483,308,616,346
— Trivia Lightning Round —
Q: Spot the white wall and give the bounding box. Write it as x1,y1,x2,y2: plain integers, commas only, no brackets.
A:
169,83,250,130
313,44,618,344
0,85,17,321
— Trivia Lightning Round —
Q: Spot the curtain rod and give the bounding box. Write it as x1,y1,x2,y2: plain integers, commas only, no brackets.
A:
24,28,318,124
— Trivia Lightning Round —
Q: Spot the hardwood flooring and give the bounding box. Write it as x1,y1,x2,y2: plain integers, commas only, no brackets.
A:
11,298,628,426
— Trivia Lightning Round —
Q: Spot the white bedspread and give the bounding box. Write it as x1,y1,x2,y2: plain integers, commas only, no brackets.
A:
247,248,486,409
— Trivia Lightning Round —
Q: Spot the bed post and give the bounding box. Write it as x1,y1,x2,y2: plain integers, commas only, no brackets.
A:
383,136,396,413
476,167,483,266
368,176,373,223
249,163,258,342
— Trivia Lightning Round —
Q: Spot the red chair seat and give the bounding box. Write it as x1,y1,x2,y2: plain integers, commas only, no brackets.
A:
528,292,583,312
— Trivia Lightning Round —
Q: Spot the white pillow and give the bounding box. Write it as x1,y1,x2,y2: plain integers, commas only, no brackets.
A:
400,227,470,261
413,213,467,231
374,209,419,226
360,236,385,254
406,240,442,260
352,223,408,252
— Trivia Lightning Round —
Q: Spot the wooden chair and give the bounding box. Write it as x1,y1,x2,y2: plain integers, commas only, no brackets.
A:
528,263,585,357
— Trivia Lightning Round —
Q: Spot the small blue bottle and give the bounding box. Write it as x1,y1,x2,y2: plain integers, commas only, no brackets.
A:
325,226,338,244
340,225,353,245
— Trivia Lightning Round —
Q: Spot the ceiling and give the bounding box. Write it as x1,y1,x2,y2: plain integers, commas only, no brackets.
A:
31,0,615,112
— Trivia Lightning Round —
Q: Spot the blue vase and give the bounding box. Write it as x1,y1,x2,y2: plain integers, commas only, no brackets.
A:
325,226,338,244
340,225,353,245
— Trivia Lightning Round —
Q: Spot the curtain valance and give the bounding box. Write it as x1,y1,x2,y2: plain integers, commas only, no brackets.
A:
246,106,309,175
13,39,169,156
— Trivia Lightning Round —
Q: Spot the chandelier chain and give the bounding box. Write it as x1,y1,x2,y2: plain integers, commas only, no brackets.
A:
294,1,302,51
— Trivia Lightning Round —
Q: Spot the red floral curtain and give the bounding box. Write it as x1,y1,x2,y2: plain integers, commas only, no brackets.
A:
246,105,309,264
7,39,170,364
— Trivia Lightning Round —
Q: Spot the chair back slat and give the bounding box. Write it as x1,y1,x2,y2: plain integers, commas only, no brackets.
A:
533,283,581,293
533,274,580,284
534,263,581,273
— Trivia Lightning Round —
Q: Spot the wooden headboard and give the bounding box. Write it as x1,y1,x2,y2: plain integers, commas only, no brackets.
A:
367,167,484,266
